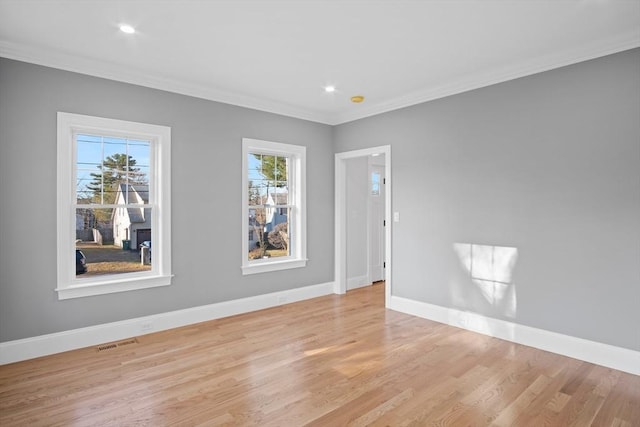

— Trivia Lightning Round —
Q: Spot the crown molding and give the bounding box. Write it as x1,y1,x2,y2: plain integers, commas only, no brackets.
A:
2,30,638,127
0,40,333,125
331,30,640,125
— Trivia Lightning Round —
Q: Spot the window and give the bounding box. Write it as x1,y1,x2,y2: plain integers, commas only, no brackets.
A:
242,138,306,274
57,112,172,299
371,171,381,196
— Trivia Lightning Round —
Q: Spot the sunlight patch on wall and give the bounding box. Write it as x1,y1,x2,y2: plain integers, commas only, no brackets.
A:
453,243,518,318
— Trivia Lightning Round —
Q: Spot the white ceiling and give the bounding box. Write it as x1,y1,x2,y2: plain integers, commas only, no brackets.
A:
1,0,638,125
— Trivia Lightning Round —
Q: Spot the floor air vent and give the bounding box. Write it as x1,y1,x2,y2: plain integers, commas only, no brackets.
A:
96,338,138,352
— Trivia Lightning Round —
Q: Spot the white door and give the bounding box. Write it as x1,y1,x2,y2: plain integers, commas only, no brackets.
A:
369,163,385,282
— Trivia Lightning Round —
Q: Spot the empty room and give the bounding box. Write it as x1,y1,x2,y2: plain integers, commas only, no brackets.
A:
0,1,638,425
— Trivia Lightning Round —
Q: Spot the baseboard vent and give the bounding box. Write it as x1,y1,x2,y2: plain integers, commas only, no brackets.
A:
96,338,138,352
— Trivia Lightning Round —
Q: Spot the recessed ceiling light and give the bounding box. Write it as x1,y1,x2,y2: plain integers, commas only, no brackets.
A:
351,95,365,103
324,85,336,93
119,24,136,34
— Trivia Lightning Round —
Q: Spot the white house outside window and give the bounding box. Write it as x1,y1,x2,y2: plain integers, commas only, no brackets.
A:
57,112,172,299
242,138,307,274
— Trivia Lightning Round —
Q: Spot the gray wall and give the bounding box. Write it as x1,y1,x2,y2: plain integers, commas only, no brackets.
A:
0,58,334,342
2,49,639,352
345,156,369,288
334,48,640,351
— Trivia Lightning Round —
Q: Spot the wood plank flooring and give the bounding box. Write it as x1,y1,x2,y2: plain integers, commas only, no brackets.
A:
1,283,638,426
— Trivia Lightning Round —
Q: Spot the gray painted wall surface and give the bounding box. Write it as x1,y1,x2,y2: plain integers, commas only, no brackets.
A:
0,58,334,342
334,49,640,351
345,156,369,287
2,49,638,352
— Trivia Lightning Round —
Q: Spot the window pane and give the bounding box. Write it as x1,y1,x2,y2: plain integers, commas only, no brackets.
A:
77,137,103,167
75,207,152,278
271,189,289,205
127,140,151,188
249,179,270,205
371,172,381,196
248,181,262,206
124,184,150,205
247,206,290,260
248,207,266,260
102,138,129,183
248,152,291,207
275,156,287,182
75,207,111,233
77,135,104,203
134,165,151,193
76,135,151,205
76,167,95,204
260,154,275,175
248,154,263,181
252,154,289,189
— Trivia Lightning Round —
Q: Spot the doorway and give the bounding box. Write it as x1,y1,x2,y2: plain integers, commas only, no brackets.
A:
334,145,391,306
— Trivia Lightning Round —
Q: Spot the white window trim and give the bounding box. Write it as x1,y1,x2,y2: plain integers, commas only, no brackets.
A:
56,112,172,299
242,138,307,275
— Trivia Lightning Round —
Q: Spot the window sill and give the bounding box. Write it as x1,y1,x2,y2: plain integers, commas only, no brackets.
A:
241,258,307,275
56,274,173,300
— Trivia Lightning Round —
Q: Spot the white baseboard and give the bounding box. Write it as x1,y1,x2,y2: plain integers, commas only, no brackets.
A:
387,295,640,376
0,282,334,365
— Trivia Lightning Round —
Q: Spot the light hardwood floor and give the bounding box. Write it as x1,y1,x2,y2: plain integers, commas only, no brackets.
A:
1,283,638,426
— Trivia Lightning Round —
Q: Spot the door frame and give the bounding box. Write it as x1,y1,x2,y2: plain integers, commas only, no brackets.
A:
334,145,391,306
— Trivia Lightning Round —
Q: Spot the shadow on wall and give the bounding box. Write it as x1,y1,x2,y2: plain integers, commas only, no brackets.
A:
452,243,519,319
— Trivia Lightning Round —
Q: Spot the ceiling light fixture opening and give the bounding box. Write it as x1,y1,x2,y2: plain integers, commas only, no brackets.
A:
119,24,136,34
324,85,336,93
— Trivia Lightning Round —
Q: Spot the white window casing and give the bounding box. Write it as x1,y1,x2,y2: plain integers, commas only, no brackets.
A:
242,138,307,274
56,112,172,299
